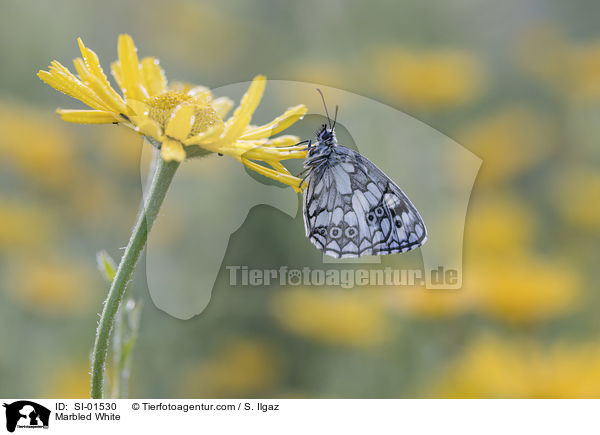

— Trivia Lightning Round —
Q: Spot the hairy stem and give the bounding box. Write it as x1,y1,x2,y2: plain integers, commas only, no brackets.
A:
90,156,179,398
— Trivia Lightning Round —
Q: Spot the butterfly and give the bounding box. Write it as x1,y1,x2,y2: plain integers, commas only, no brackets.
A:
301,91,427,258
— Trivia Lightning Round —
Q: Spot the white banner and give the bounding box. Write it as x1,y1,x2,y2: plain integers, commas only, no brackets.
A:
1,399,597,434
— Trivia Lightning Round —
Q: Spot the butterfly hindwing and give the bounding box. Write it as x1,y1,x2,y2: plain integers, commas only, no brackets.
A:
303,145,427,258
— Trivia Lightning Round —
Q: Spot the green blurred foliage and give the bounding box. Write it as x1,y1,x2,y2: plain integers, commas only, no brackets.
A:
1,0,600,398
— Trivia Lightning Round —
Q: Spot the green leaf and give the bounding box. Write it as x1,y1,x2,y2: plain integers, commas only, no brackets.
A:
96,250,117,282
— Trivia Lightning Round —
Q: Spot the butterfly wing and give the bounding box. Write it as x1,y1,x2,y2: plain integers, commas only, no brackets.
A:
303,146,427,258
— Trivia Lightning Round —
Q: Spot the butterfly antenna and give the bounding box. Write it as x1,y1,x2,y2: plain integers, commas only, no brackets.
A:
316,88,332,129
332,105,339,130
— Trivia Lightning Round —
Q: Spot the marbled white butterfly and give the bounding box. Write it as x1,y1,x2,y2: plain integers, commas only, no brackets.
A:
301,91,427,258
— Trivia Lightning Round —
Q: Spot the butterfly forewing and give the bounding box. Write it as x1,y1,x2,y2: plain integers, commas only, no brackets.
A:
303,145,427,258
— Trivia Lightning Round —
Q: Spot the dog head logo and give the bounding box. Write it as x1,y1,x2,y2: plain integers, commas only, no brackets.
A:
3,401,50,432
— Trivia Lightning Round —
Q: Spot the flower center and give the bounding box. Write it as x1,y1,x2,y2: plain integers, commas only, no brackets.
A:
145,91,220,137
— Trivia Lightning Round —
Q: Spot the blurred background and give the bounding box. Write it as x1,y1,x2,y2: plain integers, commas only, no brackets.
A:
1,0,600,398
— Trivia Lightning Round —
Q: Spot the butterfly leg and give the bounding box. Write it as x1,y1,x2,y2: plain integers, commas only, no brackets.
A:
299,169,312,189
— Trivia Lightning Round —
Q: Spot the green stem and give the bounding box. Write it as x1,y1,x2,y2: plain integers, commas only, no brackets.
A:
90,156,179,398
111,305,124,398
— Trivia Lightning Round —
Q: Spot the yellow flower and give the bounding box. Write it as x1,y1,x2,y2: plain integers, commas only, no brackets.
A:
271,287,390,347
516,24,600,101
466,256,580,324
43,362,92,398
568,41,600,100
178,339,282,397
435,335,600,398
373,47,485,109
0,199,53,251
555,168,600,232
38,35,308,191
389,255,580,324
465,194,536,256
5,256,95,316
456,106,554,184
0,101,79,190
386,287,471,319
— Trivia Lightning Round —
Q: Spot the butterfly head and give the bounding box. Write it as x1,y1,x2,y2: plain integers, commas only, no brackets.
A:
314,88,338,146
305,89,339,167
316,123,337,146
304,124,337,166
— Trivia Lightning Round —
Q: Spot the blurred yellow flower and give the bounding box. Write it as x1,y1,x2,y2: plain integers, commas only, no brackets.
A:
517,24,600,100
465,194,536,256
436,335,600,398
373,48,485,109
0,199,53,250
271,287,390,347
283,59,351,90
466,256,580,324
555,168,600,232
459,193,581,323
43,362,91,398
457,106,553,184
385,287,471,319
178,339,282,397
38,35,308,190
569,41,600,99
387,256,579,324
142,1,245,73
0,102,78,190
5,257,95,316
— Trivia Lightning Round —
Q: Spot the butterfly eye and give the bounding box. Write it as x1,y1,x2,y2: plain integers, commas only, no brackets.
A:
329,226,342,239
375,206,385,217
394,216,403,228
367,212,376,223
345,227,358,238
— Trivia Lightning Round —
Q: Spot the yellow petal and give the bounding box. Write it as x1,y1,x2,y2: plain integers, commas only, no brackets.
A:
111,61,124,91
217,75,266,145
161,138,186,162
212,96,234,118
132,119,163,140
126,99,148,117
241,104,307,140
267,160,306,192
48,59,76,76
38,66,108,112
183,123,225,146
165,104,195,141
141,57,167,96
239,143,307,161
266,134,305,147
239,157,304,192
268,160,294,177
77,38,127,111
73,58,129,115
117,34,148,101
57,109,120,124
124,100,162,140
186,86,212,99
77,38,105,80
